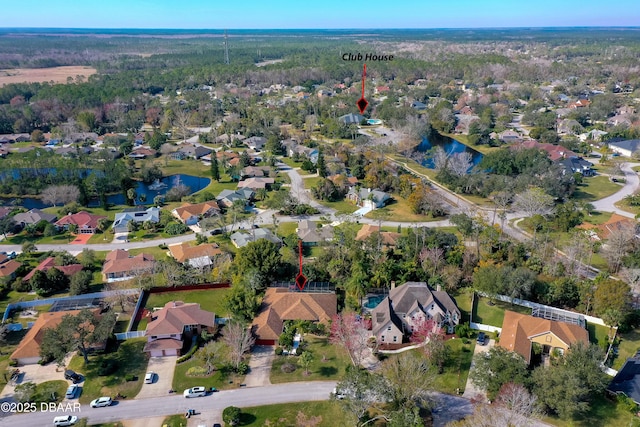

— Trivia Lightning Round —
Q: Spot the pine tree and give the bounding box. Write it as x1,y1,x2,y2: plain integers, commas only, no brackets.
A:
317,150,328,178
211,157,220,182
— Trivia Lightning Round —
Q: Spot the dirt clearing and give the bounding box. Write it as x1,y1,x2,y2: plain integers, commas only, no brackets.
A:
0,66,97,86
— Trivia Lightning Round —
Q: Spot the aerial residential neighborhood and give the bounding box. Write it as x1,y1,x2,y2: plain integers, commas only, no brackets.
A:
2,12,640,427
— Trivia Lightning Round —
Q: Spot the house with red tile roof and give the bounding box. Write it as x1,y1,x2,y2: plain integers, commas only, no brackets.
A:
143,301,215,357
10,309,104,365
22,257,83,282
168,242,222,267
101,249,155,282
251,288,337,345
55,211,106,234
0,254,21,280
171,201,220,226
498,310,589,365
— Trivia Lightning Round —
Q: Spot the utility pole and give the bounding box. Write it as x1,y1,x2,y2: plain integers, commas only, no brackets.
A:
223,30,230,65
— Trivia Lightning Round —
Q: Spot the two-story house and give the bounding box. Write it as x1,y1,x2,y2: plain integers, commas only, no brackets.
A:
143,301,215,357
371,282,460,345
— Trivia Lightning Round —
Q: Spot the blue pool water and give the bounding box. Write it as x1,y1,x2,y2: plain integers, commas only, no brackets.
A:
363,295,385,309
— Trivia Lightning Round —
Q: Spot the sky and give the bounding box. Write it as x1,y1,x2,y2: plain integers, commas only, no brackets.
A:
3,0,640,29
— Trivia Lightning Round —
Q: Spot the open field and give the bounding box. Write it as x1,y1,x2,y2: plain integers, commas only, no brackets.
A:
0,66,97,86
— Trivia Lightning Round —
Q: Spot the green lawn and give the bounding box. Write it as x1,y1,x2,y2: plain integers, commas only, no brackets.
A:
280,157,303,168
321,199,358,214
240,401,349,426
87,232,113,244
453,290,473,324
32,380,68,404
432,338,476,395
543,394,640,427
365,196,446,222
472,296,532,327
161,415,188,427
128,245,170,261
277,222,298,237
171,346,244,392
613,328,640,370
270,335,350,383
145,288,232,318
303,175,322,189
0,329,28,391
587,323,611,349
573,176,622,202
67,338,149,404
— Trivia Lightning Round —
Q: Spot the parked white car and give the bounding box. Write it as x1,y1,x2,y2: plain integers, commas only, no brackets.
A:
183,386,207,398
144,372,155,384
90,396,113,408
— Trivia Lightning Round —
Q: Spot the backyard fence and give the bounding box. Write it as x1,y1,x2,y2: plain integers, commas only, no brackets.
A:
470,322,502,333
114,331,146,340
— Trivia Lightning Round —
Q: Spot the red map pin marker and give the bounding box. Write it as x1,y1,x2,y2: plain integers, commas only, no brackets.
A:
357,63,368,114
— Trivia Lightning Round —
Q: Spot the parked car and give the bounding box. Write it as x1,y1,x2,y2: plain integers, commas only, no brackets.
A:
144,372,155,384
65,384,78,399
90,396,113,408
183,386,207,398
64,370,82,383
210,229,223,235
53,415,78,426
477,332,486,345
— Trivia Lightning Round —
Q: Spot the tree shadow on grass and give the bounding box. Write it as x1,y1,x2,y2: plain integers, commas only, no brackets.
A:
318,366,338,377
239,412,257,426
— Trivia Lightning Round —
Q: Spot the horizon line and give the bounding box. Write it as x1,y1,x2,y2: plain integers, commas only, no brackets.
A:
1,26,640,31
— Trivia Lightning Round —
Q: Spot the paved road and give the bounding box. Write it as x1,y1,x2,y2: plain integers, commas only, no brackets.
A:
0,381,337,427
592,162,640,218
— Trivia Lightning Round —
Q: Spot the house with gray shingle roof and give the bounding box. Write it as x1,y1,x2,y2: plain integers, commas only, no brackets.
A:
230,228,282,248
112,207,160,233
371,282,460,344
13,209,57,228
347,188,391,210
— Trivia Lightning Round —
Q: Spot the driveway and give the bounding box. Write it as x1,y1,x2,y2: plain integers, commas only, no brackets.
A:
462,338,495,402
136,356,177,399
592,162,640,217
0,354,75,402
243,346,274,387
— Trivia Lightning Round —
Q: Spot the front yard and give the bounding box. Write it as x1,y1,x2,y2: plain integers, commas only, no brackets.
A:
432,338,476,395
270,335,350,384
240,401,349,426
66,338,149,404
171,352,244,392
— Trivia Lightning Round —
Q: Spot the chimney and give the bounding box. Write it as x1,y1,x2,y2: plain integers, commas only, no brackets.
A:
391,281,396,289
436,284,442,292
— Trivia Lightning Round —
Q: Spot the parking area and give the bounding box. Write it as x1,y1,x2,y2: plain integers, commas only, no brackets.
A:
135,355,177,399
244,346,274,387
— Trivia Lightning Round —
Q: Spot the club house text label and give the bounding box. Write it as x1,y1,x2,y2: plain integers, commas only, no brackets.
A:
342,53,394,61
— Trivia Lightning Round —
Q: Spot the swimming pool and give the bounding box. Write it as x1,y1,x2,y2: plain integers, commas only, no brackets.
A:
367,119,382,125
363,295,385,309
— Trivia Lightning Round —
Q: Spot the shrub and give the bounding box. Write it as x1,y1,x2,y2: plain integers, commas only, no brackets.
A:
235,362,249,375
125,374,137,382
177,344,199,363
9,359,18,367
275,347,284,356
186,366,208,376
280,363,297,373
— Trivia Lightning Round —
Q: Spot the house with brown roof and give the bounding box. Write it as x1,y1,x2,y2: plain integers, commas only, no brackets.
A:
296,220,334,246
251,288,337,345
55,211,106,234
143,301,215,357
168,242,222,268
0,254,21,281
498,310,589,365
371,282,460,345
102,249,155,282
237,177,275,190
355,224,401,247
171,201,221,226
22,257,83,282
577,213,638,240
10,309,104,365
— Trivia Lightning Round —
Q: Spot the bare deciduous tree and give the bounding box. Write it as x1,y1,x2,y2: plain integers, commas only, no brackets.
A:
448,151,473,177
603,223,637,273
513,187,554,217
41,185,80,207
431,146,449,173
174,109,192,142
222,320,255,371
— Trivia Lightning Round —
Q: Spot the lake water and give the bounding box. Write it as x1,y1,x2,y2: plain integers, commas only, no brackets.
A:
416,133,484,169
0,174,211,210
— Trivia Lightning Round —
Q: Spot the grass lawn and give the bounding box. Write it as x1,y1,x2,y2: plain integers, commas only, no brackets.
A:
277,222,298,237
303,175,322,189
587,323,612,348
432,338,476,395
613,328,640,370
280,157,303,168
453,290,473,324
270,335,350,384
239,401,349,427
614,198,640,216
573,176,622,202
442,133,500,155
0,290,40,316
87,232,113,244
581,211,613,226
472,296,531,328
171,351,244,392
321,199,358,214
67,338,149,404
129,245,170,261
365,197,446,222
33,380,68,404
145,288,232,318
543,393,640,427
0,330,28,391
161,415,188,427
